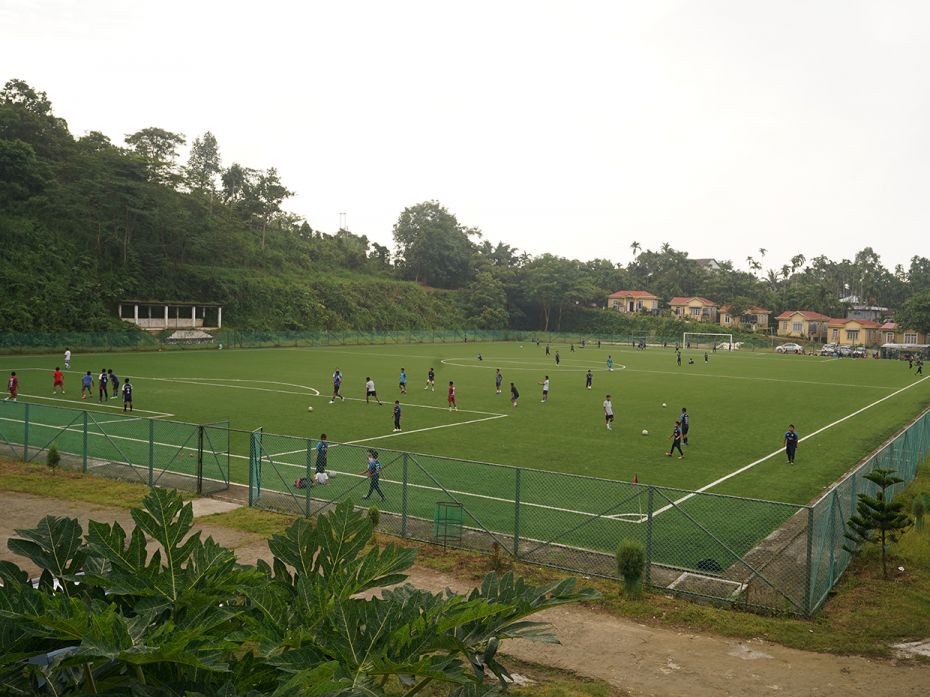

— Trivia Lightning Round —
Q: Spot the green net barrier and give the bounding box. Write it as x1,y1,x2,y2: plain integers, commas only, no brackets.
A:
4,399,927,615
0,401,229,496
807,408,930,611
0,329,771,353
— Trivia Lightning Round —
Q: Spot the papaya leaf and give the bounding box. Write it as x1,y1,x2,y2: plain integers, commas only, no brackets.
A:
8,516,86,597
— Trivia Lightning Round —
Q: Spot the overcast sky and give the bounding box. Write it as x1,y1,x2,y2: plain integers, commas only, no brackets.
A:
3,1,928,272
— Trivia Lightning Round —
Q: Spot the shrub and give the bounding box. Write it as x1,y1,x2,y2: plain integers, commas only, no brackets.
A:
46,443,60,473
367,505,380,528
913,496,925,531
616,539,646,598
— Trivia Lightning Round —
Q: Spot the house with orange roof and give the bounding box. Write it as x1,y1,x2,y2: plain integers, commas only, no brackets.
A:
669,296,718,323
775,311,832,340
607,290,660,314
827,318,882,346
719,305,771,333
879,322,928,346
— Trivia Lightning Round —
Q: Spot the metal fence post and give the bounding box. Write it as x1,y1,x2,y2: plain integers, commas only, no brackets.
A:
248,431,255,507
148,419,154,487
804,506,814,615
82,411,88,473
196,425,204,495
401,452,409,537
22,403,29,462
828,491,837,588
305,439,313,518
513,468,522,559
645,486,654,586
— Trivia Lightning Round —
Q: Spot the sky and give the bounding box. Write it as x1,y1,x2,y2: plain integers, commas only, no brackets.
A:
2,0,929,272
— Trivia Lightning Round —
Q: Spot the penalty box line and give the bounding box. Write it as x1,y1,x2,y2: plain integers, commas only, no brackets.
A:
253,451,646,524
652,373,930,518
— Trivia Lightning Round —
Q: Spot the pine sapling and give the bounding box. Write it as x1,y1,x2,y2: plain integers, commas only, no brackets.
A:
843,467,912,579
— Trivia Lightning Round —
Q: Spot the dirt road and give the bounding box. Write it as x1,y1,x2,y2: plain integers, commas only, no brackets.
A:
2,492,926,697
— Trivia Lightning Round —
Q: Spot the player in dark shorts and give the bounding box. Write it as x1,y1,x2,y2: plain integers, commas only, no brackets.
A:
585,369,593,389
121,378,133,412
510,382,519,407
680,407,690,445
330,369,345,403
98,369,108,402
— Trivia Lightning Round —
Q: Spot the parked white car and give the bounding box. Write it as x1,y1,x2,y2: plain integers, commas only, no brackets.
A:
775,342,804,354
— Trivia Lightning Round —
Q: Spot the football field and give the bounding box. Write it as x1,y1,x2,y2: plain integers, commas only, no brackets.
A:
2,340,928,507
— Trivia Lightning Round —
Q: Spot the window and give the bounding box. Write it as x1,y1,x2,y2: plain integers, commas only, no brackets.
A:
832,329,839,340
780,320,788,331
611,301,619,309
905,333,918,345
846,330,859,342
690,307,701,317
792,321,803,333
885,332,895,343
723,314,731,324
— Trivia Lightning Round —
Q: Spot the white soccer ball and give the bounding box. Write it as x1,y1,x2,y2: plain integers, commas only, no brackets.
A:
641,429,649,436
662,402,667,408
307,406,314,412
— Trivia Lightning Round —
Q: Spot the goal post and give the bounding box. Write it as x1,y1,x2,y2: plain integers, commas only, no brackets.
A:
682,332,734,350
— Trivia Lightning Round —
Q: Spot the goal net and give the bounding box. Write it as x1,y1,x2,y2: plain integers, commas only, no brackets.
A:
682,332,734,350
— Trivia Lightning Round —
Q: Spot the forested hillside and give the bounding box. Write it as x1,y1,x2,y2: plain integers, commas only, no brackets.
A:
3,78,930,334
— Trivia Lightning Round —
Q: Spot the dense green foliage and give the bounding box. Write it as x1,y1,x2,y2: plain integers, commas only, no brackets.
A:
0,489,596,695
4,78,930,334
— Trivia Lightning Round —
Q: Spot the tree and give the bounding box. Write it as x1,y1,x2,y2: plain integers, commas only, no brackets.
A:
464,271,510,328
896,290,930,334
185,130,221,197
630,241,641,258
393,201,478,288
125,126,186,186
0,490,597,695
843,467,912,579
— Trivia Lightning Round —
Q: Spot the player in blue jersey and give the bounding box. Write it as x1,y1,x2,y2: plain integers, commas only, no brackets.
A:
98,369,108,402
81,371,93,400
399,368,407,394
585,369,593,389
425,367,435,391
108,369,119,399
315,434,328,473
783,424,799,464
495,369,503,394
680,407,690,445
362,449,386,501
121,378,133,412
330,369,345,403
393,400,402,431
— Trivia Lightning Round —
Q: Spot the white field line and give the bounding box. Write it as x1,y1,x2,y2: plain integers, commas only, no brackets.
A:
621,367,893,390
342,414,508,444
255,453,642,522
13,393,173,418
94,416,146,426
651,373,930,518
440,357,625,374
143,377,320,397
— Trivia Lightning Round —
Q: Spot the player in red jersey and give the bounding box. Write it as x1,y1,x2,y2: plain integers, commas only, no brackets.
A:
447,380,457,411
5,372,17,401
53,367,64,395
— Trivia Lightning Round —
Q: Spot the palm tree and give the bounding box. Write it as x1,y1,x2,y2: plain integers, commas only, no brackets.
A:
630,241,641,257
759,247,767,260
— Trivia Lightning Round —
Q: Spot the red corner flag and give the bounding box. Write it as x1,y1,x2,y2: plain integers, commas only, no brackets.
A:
632,474,638,485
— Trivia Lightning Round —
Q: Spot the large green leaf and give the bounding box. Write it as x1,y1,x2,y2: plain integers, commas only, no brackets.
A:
7,516,86,597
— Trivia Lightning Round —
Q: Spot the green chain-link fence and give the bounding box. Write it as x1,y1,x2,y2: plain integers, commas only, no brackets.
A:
0,329,772,353
2,399,927,614
0,401,229,495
